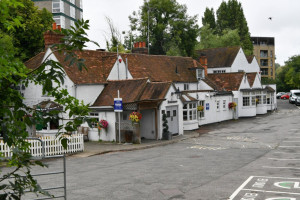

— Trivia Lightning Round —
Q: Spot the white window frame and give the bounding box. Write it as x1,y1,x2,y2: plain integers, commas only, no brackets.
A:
184,83,189,91
216,100,220,111
199,100,205,118
70,6,75,18
242,92,251,107
223,100,226,110
183,102,197,121
52,0,60,13
89,112,99,128
196,69,204,79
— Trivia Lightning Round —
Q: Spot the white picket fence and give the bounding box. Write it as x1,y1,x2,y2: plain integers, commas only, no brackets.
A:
0,134,84,158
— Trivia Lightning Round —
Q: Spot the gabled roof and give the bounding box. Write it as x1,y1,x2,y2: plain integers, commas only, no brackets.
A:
207,72,245,91
246,73,257,87
24,52,46,70
121,53,203,82
246,55,255,63
25,49,203,84
53,50,117,84
92,78,171,107
195,46,241,68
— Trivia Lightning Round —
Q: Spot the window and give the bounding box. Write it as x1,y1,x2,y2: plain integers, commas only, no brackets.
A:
251,96,256,106
260,59,268,66
256,96,261,104
89,112,99,128
263,95,267,104
242,92,251,107
243,97,250,106
261,68,268,75
223,100,226,110
70,20,75,28
199,100,205,118
213,70,226,74
53,16,60,25
183,102,197,121
270,50,273,58
260,50,268,58
196,69,204,79
216,100,220,111
70,6,75,18
52,0,60,13
184,83,189,91
52,0,64,13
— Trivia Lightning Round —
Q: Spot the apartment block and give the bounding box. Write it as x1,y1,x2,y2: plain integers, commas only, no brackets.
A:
251,37,275,79
32,0,83,29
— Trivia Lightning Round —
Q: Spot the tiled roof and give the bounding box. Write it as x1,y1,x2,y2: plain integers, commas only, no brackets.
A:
246,55,254,63
24,52,46,70
195,46,240,68
246,73,257,87
180,93,198,103
207,72,245,91
25,49,203,84
121,53,202,82
92,79,171,107
53,50,117,84
140,82,172,101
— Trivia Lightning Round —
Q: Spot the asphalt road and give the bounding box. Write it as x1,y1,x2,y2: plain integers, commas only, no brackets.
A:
23,100,300,199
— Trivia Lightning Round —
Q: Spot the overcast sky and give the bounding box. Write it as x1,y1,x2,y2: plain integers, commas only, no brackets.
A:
82,0,300,66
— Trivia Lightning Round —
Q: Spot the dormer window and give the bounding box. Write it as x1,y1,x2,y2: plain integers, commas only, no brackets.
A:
196,69,204,80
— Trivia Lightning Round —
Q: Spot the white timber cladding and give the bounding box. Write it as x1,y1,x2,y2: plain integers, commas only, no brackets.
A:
251,74,262,88
159,85,184,138
76,84,104,105
86,111,116,141
175,82,198,91
206,47,261,74
107,56,133,80
193,92,234,126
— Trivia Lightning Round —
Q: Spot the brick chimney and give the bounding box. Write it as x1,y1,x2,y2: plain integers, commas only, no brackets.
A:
199,54,208,76
44,22,64,50
132,41,148,54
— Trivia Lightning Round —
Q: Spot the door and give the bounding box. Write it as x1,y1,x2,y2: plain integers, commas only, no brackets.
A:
166,106,179,135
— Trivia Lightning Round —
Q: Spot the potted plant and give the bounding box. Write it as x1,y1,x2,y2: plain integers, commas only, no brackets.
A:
197,105,204,112
228,102,237,110
97,119,108,136
162,113,172,140
129,112,142,125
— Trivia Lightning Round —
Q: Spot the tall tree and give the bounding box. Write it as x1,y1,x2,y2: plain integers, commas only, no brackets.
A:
128,0,199,56
284,55,300,89
196,25,241,50
215,0,253,55
0,0,53,61
0,0,98,197
202,8,216,30
105,16,126,53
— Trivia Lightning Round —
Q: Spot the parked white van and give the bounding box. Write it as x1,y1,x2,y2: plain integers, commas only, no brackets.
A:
289,90,300,104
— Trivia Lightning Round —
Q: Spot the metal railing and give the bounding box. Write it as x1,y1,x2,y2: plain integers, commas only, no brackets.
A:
0,137,67,200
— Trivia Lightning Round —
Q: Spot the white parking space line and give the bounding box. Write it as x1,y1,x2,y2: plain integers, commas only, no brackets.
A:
242,188,300,195
273,151,300,155
263,166,300,170
228,176,253,200
268,158,300,161
278,146,300,148
282,141,300,142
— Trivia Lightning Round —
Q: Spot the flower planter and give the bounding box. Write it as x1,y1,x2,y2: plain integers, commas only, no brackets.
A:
163,131,172,140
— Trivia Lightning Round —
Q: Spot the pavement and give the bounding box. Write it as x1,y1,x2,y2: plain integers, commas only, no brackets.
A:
71,130,203,158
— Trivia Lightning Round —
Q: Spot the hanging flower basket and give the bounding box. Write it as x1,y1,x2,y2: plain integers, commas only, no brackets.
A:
228,102,237,110
197,105,204,112
129,112,142,124
97,119,108,135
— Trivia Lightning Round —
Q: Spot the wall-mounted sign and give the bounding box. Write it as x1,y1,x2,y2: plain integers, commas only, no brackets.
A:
206,103,209,110
114,98,123,112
